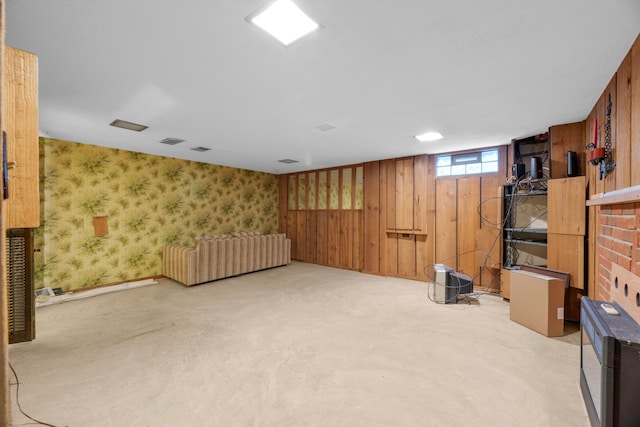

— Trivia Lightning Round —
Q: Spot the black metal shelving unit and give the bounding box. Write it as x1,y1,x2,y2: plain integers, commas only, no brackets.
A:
502,183,548,270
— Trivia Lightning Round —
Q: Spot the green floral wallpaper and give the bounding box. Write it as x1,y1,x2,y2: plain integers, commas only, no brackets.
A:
35,138,278,291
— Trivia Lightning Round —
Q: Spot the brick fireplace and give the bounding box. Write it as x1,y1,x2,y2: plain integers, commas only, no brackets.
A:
595,201,640,322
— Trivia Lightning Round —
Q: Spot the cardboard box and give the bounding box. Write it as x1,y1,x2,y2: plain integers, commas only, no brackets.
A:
509,270,565,337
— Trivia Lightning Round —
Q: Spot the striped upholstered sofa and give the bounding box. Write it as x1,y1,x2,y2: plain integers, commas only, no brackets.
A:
163,232,291,286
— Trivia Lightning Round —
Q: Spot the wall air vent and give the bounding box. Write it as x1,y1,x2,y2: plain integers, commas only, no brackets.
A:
109,119,148,132
159,138,185,145
278,159,299,164
191,147,211,152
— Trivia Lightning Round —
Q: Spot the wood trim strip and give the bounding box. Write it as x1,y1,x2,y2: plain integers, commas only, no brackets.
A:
587,184,640,206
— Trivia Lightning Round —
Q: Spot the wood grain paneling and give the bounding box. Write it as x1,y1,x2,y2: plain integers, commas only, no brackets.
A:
352,211,363,271
478,175,502,289
306,211,317,263
316,211,328,265
2,46,39,228
549,122,586,179
328,211,340,267
548,176,586,235
631,37,640,186
278,175,288,233
363,161,380,274
380,160,397,275
296,211,307,261
457,177,480,279
396,158,414,230
287,211,297,259
435,179,458,267
397,233,416,277
547,233,585,290
339,211,353,268
616,52,632,190
415,155,432,280
413,155,428,234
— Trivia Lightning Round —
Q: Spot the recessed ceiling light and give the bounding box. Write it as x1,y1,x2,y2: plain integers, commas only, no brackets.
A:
109,119,148,132
248,0,321,47
191,147,211,152
278,159,299,164
158,138,185,145
415,132,443,142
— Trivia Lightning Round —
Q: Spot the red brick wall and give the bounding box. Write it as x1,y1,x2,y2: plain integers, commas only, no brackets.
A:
598,203,639,300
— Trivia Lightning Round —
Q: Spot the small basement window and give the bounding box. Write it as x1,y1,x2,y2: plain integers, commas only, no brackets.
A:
436,149,499,177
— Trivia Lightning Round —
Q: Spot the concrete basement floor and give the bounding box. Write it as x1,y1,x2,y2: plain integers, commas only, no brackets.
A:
9,262,590,427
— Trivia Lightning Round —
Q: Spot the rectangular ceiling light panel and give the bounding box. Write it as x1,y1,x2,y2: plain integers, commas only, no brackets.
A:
415,132,443,142
248,0,320,46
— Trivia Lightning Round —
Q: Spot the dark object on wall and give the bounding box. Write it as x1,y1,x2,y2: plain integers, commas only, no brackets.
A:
567,151,578,177
511,163,526,180
586,94,616,180
580,297,640,427
3,131,8,200
7,228,35,344
530,156,543,179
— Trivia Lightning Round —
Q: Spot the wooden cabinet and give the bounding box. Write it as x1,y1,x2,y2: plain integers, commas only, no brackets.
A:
2,46,39,228
547,176,586,289
500,175,586,299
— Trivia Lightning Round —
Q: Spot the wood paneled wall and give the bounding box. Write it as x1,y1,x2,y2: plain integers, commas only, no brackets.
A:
584,34,640,298
281,165,364,271
280,149,507,287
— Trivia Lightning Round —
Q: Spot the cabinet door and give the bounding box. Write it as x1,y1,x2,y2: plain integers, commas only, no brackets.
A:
547,233,585,290
547,176,585,235
2,47,39,228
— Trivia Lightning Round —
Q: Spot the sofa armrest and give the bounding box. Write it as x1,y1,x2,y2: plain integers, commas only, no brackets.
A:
163,244,198,286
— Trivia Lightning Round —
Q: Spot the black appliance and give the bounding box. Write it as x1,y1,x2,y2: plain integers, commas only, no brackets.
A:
580,297,640,427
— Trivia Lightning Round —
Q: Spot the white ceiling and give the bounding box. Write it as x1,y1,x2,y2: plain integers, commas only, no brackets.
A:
5,0,640,174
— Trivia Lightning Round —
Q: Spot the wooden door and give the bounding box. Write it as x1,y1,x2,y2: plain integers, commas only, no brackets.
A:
2,46,39,228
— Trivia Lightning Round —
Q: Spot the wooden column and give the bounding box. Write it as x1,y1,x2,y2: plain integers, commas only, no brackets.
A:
1,1,11,424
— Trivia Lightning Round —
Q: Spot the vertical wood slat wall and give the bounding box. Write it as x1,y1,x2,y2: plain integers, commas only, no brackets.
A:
281,165,364,272
280,150,504,287
584,34,640,298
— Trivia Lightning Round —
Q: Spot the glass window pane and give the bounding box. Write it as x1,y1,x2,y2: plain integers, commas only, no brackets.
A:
482,149,499,162
482,161,498,173
451,165,466,175
308,172,317,210
466,163,482,174
288,175,296,210
330,170,339,209
436,166,451,177
355,166,364,209
436,155,451,167
318,171,327,209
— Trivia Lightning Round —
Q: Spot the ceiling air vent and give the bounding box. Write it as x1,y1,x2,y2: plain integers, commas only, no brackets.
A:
109,119,148,132
278,159,298,164
159,138,185,145
191,147,211,152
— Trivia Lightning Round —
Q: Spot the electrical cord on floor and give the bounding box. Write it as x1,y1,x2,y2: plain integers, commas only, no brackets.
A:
9,362,66,427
